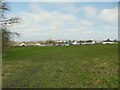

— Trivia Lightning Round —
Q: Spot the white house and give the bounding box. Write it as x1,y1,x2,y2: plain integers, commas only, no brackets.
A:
72,41,80,45
63,41,69,46
102,39,114,44
102,42,114,44
56,40,64,46
36,43,41,46
91,41,96,44
57,40,63,43
19,43,26,47
84,40,96,45
64,44,69,46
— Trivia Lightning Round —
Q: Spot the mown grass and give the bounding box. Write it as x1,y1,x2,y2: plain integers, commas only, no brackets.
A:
2,44,118,88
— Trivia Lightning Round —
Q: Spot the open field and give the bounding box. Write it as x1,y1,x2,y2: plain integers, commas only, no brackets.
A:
2,44,118,88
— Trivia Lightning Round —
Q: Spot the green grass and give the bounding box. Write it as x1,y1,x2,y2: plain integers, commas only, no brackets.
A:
2,44,118,88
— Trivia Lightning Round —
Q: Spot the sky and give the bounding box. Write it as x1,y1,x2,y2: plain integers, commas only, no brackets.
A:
7,2,118,41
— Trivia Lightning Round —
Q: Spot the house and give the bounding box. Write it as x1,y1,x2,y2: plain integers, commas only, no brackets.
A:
36,43,41,46
64,41,70,46
13,42,26,47
56,40,63,43
67,40,72,45
24,42,34,46
19,43,26,47
72,40,80,45
84,40,96,45
102,39,114,44
56,40,64,46
79,41,85,45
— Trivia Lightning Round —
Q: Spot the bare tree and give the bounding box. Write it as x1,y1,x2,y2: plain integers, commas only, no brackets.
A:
0,0,21,51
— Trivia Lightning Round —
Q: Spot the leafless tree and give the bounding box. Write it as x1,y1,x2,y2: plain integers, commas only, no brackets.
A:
0,0,21,51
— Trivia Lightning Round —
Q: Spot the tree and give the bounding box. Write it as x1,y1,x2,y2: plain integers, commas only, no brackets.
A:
46,39,55,45
0,0,21,51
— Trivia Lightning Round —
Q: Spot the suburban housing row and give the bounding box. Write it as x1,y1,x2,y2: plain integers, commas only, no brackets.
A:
13,39,118,47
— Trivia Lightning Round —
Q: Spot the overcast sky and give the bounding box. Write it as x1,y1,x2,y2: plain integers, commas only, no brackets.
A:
8,2,118,41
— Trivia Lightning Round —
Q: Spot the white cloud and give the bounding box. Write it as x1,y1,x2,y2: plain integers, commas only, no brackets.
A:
81,6,97,18
103,25,117,30
99,8,118,23
10,9,79,41
10,3,117,41
80,20,94,27
11,8,95,41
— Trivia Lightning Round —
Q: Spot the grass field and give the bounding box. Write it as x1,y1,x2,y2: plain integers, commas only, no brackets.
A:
2,44,118,88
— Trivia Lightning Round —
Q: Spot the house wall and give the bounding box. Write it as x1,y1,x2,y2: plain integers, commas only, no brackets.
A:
102,42,114,44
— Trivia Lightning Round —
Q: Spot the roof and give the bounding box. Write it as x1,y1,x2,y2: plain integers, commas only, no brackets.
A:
79,41,84,43
103,39,113,42
86,40,93,42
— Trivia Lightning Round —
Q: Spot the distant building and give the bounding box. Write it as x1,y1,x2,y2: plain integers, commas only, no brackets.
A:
84,40,96,45
19,43,26,47
12,38,118,47
64,41,70,46
24,42,35,46
102,39,114,44
79,41,85,45
36,43,41,46
72,41,80,45
56,40,64,46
